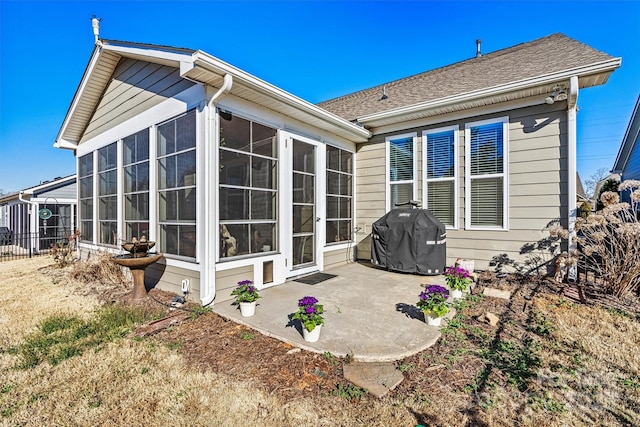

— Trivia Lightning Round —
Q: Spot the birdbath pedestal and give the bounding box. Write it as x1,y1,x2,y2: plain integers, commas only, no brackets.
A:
112,241,163,302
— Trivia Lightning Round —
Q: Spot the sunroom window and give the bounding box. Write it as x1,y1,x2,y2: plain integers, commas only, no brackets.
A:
423,126,458,228
78,153,93,242
123,129,149,241
326,145,353,244
219,112,278,258
387,133,416,210
465,118,508,229
157,110,196,258
97,143,117,245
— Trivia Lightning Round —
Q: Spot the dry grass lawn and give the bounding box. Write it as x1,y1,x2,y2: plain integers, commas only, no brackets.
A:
1,256,639,426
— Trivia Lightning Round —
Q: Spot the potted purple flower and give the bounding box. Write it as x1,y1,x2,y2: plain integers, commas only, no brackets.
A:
445,266,472,299
230,279,261,317
417,285,450,326
292,296,324,342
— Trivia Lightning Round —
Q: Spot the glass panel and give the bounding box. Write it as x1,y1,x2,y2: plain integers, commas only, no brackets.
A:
391,183,412,208
79,154,93,177
293,235,314,266
252,122,277,157
327,196,339,219
427,181,454,226
126,222,149,241
327,171,340,195
220,223,248,257
389,136,413,181
340,174,352,196
327,146,340,171
157,121,175,156
220,152,249,186
339,197,352,218
293,205,314,233
250,190,276,220
471,177,503,227
177,151,196,187
470,122,503,176
250,223,276,253
219,188,249,220
80,199,93,219
80,221,93,241
251,158,276,189
176,111,196,152
125,193,149,221
99,170,117,195
293,173,314,204
293,140,314,173
80,177,93,198
340,149,352,173
99,222,118,245
124,130,149,164
427,131,455,179
326,220,352,244
220,113,250,152
160,224,196,258
98,143,117,171
99,196,117,221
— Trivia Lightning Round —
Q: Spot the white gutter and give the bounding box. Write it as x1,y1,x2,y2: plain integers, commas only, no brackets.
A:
200,74,233,307
357,58,621,125
567,75,579,257
188,52,371,141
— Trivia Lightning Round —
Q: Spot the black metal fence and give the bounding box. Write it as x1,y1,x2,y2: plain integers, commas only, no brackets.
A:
0,231,72,262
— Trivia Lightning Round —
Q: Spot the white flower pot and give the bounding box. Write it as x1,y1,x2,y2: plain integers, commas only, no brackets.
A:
302,324,322,342
425,315,442,326
451,289,463,299
239,301,256,317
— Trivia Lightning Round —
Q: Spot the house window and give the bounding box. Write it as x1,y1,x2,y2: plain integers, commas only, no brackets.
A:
123,129,149,241
157,110,196,258
326,145,353,244
423,126,458,228
97,143,117,245
78,153,93,242
219,112,277,258
386,132,417,210
465,118,508,229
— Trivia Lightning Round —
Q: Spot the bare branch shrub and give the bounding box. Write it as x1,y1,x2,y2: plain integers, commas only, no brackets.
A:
70,251,127,285
550,180,640,297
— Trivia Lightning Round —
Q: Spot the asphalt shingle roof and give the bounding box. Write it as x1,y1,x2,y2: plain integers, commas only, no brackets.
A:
318,33,615,121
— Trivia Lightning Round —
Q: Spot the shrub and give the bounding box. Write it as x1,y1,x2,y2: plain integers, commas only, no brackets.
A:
550,179,640,297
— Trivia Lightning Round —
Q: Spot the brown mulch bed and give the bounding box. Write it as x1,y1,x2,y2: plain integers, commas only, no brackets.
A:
95,271,640,404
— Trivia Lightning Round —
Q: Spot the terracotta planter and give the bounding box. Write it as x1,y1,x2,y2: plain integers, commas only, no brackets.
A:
239,301,257,317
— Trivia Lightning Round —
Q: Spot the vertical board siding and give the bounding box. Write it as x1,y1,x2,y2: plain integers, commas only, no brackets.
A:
81,58,195,143
354,104,567,270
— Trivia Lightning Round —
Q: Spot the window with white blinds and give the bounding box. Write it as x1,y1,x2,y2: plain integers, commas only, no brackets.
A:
386,133,416,210
465,118,508,229
423,126,458,228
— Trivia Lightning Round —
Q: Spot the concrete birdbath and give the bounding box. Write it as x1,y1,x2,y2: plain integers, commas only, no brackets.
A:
112,239,163,302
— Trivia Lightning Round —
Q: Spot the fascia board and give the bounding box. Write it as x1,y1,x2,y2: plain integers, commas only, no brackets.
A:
25,175,77,193
189,52,371,141
53,45,102,149
100,42,194,66
612,96,640,173
357,58,622,126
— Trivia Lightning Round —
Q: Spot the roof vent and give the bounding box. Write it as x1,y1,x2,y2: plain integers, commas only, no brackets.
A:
476,39,482,58
92,15,102,45
380,85,388,100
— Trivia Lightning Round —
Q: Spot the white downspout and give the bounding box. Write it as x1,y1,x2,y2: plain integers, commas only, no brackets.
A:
18,191,38,252
200,74,233,306
567,76,579,263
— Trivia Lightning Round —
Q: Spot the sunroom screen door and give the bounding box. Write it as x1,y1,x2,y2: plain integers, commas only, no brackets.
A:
292,138,316,269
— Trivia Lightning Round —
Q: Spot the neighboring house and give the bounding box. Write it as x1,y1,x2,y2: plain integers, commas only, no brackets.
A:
0,175,77,251
54,32,620,305
576,172,589,207
612,95,640,207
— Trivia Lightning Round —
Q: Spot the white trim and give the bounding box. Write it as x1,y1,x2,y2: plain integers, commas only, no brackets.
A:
464,117,509,231
358,58,621,126
385,132,418,212
422,125,459,229
567,76,579,252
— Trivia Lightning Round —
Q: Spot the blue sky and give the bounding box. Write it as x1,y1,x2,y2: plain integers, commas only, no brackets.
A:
1,0,638,194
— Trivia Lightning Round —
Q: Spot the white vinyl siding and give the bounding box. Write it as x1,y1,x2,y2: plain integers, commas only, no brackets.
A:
423,126,458,228
386,132,417,210
465,117,509,230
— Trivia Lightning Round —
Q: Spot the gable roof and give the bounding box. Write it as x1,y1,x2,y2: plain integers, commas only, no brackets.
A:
612,94,640,174
318,33,620,127
54,40,370,149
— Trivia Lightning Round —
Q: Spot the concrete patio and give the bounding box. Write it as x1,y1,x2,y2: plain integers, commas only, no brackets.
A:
211,261,455,362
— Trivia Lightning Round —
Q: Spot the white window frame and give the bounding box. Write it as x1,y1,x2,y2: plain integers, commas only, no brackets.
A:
325,144,354,245
422,125,459,229
464,116,509,231
385,132,418,211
